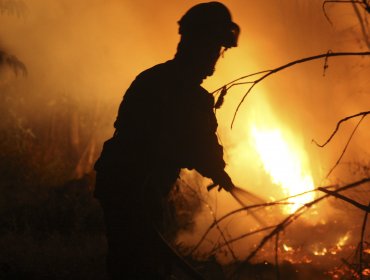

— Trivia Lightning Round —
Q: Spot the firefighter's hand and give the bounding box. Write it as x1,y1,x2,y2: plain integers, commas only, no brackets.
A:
208,172,235,192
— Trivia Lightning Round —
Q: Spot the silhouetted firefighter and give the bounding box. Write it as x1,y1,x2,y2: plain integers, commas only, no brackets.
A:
94,2,240,279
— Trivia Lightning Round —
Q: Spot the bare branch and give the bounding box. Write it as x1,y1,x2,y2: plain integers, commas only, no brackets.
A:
275,184,339,203
318,187,370,212
225,51,370,128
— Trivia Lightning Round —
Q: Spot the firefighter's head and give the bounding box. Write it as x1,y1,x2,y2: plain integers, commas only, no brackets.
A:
179,1,239,49
175,2,240,79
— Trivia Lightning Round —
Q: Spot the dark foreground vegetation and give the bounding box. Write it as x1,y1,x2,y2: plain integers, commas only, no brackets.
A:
0,98,108,279
0,171,107,280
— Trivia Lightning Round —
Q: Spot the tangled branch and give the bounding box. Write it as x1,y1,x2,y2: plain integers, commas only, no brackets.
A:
241,177,370,264
191,184,338,256
190,177,370,270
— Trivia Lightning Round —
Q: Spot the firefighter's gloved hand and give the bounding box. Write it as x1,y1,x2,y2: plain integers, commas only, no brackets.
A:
208,172,235,192
218,173,235,192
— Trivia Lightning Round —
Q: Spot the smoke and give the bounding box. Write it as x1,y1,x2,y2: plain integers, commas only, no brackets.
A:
1,0,368,150
1,0,369,265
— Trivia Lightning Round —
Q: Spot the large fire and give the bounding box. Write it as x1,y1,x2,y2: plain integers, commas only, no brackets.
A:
251,125,316,213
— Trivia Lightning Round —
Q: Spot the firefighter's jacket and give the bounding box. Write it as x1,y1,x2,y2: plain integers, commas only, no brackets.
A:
94,59,228,200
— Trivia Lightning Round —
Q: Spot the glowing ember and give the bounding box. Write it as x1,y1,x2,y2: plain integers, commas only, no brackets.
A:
363,268,370,276
283,244,293,252
313,247,328,256
251,126,315,213
336,232,350,249
364,249,370,255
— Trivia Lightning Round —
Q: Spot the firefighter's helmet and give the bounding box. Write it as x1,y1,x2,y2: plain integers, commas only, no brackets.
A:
178,1,240,48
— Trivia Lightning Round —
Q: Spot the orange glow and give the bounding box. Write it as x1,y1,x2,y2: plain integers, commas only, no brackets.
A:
363,268,370,276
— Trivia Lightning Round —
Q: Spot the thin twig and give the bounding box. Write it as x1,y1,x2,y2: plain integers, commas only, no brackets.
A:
211,70,271,95
312,111,369,147
214,217,238,261
325,114,366,178
359,202,370,280
274,184,338,203
209,225,278,255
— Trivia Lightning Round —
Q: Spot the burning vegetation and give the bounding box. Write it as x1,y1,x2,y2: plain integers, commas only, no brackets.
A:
0,0,369,279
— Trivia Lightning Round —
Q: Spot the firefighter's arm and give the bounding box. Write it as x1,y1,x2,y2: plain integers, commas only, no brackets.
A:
192,138,235,192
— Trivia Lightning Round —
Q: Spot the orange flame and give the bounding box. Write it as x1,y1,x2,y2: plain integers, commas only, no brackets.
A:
251,126,315,213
